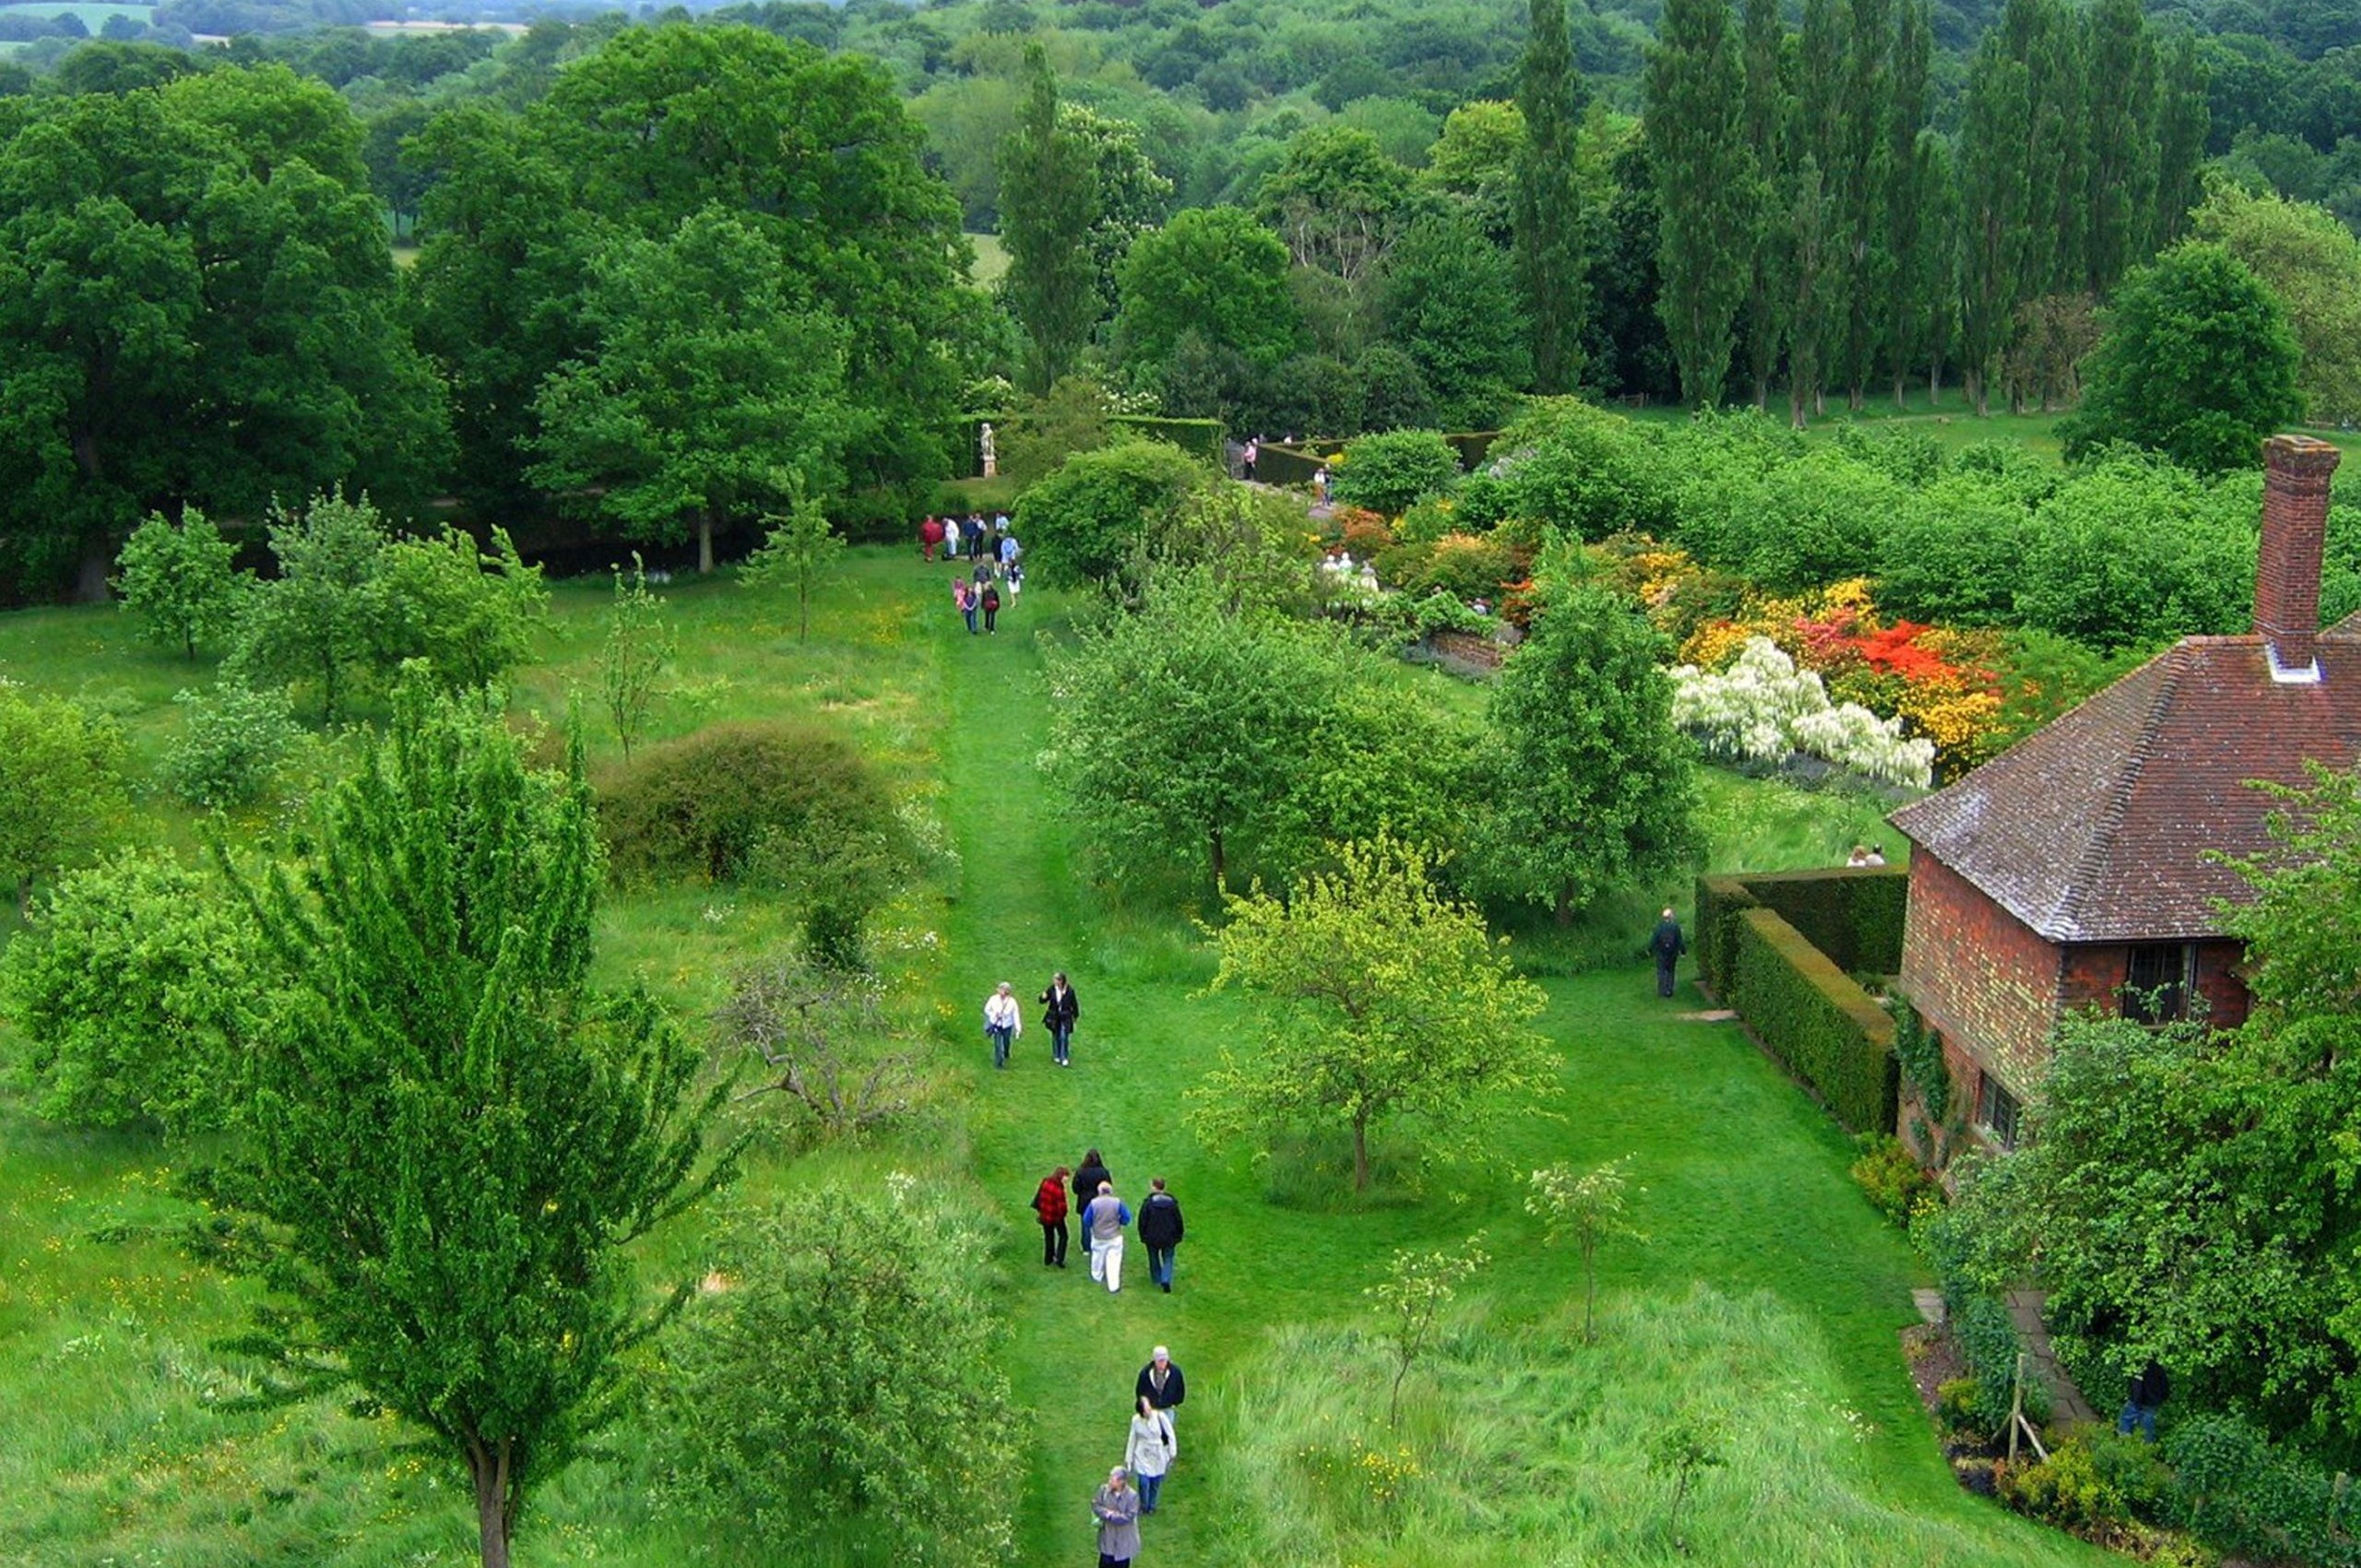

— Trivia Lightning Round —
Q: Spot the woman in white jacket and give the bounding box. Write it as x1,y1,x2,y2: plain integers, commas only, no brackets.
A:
1125,1394,1178,1515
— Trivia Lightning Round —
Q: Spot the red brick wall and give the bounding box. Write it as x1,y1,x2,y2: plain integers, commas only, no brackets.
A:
2057,942,2250,1028
2195,942,2251,1029
1898,854,2065,1099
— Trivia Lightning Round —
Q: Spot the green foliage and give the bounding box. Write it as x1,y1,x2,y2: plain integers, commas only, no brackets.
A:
371,526,548,690
1645,0,1752,408
740,481,845,644
1691,874,1758,996
1874,475,2039,625
224,492,391,724
1470,565,1702,923
1648,1408,1727,1550
1011,438,1206,590
1998,1430,2159,1538
2011,456,2259,651
599,554,674,762
1726,909,1899,1134
595,720,908,903
204,685,736,1568
998,374,1118,486
1485,397,1673,540
1380,214,1530,429
113,509,247,661
2191,184,2361,426
2062,242,2305,474
2165,1411,2361,1566
3,849,262,1134
998,44,1099,390
1847,1134,1936,1227
1892,1003,1951,1123
1701,866,1907,979
162,682,305,811
1331,429,1462,517
0,680,130,911
1190,836,1554,1194
1113,205,1302,374
1514,0,1586,392
652,1184,1020,1566
711,953,922,1136
1675,443,1907,595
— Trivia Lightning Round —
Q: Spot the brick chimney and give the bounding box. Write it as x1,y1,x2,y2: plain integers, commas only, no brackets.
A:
2257,433,2340,683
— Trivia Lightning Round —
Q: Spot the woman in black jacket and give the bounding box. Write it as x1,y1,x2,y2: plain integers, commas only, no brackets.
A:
1041,972,1081,1066
1073,1147,1111,1215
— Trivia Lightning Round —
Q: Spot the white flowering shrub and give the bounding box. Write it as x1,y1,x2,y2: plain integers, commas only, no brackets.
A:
1669,637,1934,789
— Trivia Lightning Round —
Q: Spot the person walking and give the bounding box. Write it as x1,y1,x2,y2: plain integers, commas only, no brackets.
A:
1241,436,1259,481
1647,907,1687,999
943,513,962,563
984,981,1021,1069
1135,1346,1186,1424
1032,1165,1071,1268
2118,1358,2170,1442
980,580,1002,634
1137,1177,1183,1293
954,576,978,635
919,514,943,563
1093,1467,1141,1568
1073,1148,1111,1216
1125,1395,1177,1515
1083,1181,1132,1292
1040,972,1080,1066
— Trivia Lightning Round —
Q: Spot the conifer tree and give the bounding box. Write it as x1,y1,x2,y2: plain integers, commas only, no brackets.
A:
1000,43,1100,392
1513,0,1587,394
1885,0,1933,406
1738,0,1789,412
1834,0,1892,410
1645,0,1752,409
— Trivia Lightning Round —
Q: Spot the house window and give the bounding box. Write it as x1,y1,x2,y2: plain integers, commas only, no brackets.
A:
1976,1074,2022,1151
2121,943,2194,1025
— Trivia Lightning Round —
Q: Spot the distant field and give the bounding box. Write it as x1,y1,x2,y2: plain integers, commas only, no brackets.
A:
0,0,156,24
967,230,1009,288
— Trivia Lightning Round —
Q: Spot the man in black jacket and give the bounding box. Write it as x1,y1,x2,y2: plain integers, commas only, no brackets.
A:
2118,1358,2169,1442
1648,907,1687,999
1136,1345,1185,1415
1138,1177,1184,1293
1040,972,1080,1067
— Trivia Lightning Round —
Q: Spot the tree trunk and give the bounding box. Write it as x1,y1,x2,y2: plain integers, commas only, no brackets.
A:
1928,360,1942,407
1752,379,1768,413
1352,1111,1370,1194
75,532,113,604
469,1437,513,1568
1208,826,1227,897
698,507,717,576
1892,374,1908,410
1554,882,1574,927
1788,384,1809,430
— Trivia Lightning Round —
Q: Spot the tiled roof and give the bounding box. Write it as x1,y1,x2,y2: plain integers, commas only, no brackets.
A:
1890,631,2361,943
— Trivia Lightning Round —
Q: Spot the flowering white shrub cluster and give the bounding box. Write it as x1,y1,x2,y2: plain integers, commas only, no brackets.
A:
1668,636,1935,789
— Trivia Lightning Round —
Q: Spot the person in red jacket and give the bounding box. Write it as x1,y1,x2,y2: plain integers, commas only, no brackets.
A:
919,514,943,563
1031,1165,1071,1268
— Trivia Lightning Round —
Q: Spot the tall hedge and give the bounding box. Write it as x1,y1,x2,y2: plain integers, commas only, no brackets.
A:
1728,908,1900,1134
1694,867,1907,993
1694,874,1761,995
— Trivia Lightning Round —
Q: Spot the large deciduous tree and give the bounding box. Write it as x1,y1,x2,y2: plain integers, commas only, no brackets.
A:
530,207,852,575
1513,0,1586,394
2061,243,2302,474
1645,0,1754,408
998,44,1100,392
1469,562,1703,923
1188,835,1554,1193
202,686,736,1568
1113,207,1303,381
1380,215,1531,429
2193,185,2361,428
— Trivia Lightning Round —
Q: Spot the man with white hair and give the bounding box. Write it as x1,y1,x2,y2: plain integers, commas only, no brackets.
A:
1083,1181,1133,1292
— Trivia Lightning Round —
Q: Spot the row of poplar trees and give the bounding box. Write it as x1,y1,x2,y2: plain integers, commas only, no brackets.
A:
1641,0,2208,420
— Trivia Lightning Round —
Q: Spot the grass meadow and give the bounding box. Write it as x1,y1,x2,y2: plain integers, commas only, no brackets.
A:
0,549,2103,1565
0,0,155,25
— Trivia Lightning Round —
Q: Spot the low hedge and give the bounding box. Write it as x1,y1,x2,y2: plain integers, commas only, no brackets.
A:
1728,907,1900,1134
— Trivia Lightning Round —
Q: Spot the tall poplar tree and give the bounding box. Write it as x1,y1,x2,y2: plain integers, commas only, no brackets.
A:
1885,0,1932,405
1739,0,1790,411
1645,0,1752,409
1513,0,1587,394
1785,0,1845,422
1914,133,1960,404
2081,0,2157,297
2152,34,2211,255
1786,156,1836,428
2020,0,2086,303
1000,43,1100,392
1957,30,2033,415
1834,0,1892,410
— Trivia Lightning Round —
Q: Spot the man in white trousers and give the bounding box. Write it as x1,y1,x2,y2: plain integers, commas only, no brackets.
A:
1083,1181,1133,1293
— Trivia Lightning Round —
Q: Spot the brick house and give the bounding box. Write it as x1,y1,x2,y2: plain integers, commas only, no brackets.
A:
1890,434,2361,1151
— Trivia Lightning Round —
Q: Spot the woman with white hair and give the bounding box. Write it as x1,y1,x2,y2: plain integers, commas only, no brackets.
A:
1093,1466,1142,1565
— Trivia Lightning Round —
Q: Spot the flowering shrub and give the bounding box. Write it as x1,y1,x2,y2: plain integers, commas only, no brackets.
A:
1670,637,1936,788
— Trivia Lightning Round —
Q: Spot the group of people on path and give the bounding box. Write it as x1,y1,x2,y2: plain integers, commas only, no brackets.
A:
928,513,1023,635
1092,1346,1190,1566
984,974,1079,1069
1032,1151,1186,1293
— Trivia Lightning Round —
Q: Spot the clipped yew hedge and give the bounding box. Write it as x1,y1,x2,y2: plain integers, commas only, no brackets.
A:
1695,866,1906,994
1695,874,1762,995
1728,908,1900,1134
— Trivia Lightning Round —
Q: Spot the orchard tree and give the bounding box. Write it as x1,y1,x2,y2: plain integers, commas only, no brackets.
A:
202,686,737,1568
1370,1235,1489,1425
114,509,247,660
2062,243,2303,473
1040,575,1340,893
1188,836,1553,1193
371,526,548,690
226,493,390,723
0,682,130,913
740,480,844,644
1470,564,1703,923
1527,1157,1644,1343
600,554,673,762
531,207,853,575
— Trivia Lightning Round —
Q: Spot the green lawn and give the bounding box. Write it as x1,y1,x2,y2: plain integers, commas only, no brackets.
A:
967,230,1010,288
0,551,2101,1565
0,0,154,23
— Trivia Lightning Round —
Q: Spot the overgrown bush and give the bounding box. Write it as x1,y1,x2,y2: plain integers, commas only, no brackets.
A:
1999,1431,2154,1540
162,681,306,809
651,1182,1020,1566
2165,1411,2361,1567
1012,438,1206,589
597,722,911,927
1332,429,1461,515
1920,1207,2041,1438
2,850,265,1133
1848,1134,1937,1226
